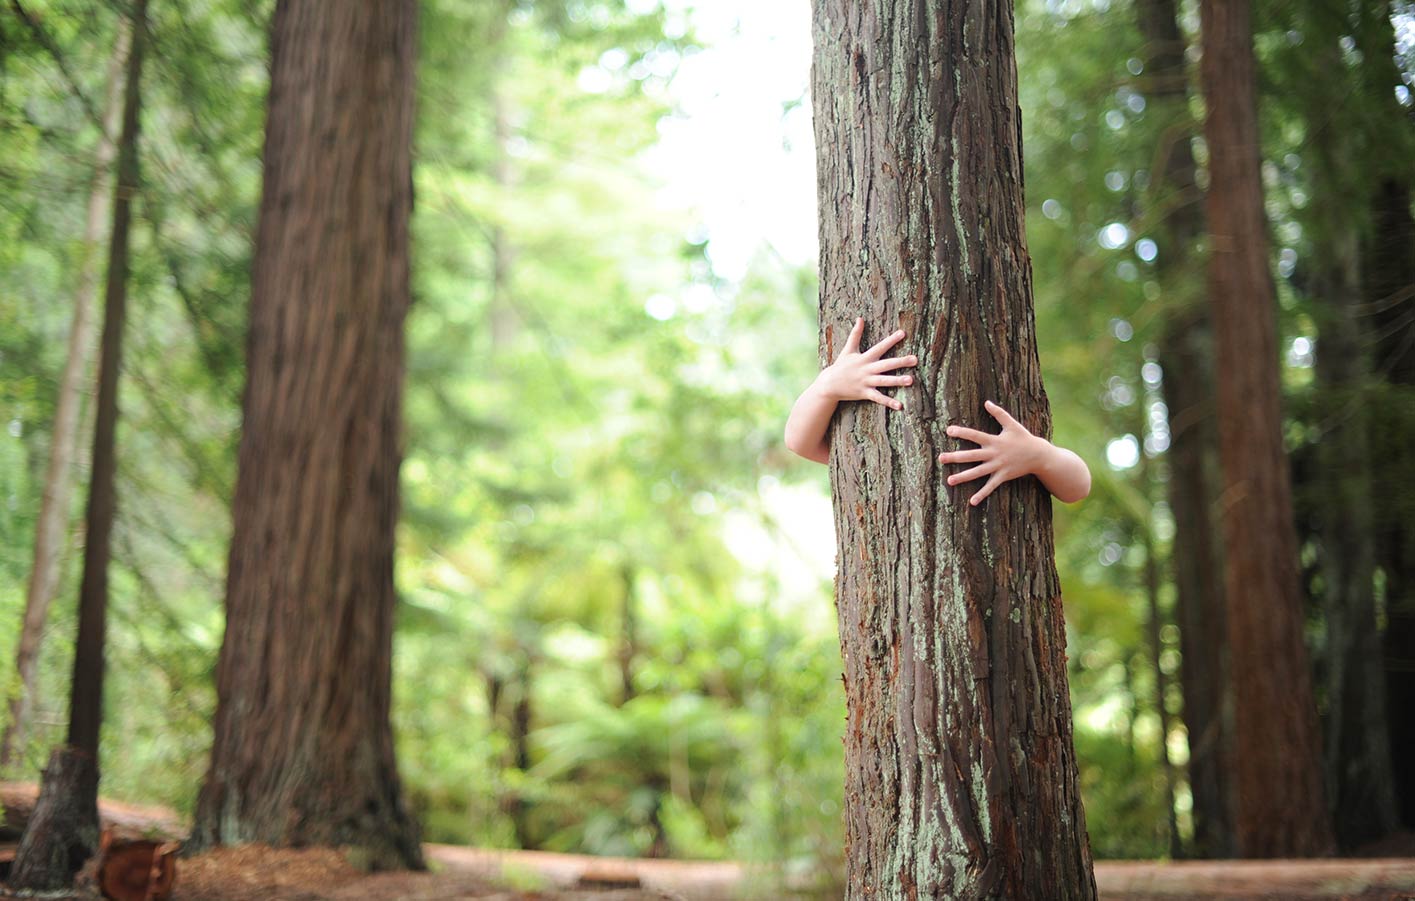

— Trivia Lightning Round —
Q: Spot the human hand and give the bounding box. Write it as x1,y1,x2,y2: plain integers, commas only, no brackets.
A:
937,400,1048,506
816,317,918,411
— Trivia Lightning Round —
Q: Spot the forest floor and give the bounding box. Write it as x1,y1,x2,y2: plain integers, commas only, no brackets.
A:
4,782,1415,900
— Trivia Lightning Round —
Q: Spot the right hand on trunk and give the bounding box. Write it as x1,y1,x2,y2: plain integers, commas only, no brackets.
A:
816,317,917,410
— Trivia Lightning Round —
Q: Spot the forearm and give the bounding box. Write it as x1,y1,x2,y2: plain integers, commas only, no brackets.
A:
784,373,838,465
1029,437,1091,503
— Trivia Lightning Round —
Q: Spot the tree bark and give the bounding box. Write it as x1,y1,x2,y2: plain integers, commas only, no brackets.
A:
1196,0,1334,857
187,0,424,870
1135,0,1235,859
810,1,1096,896
7,0,147,888
1,19,129,771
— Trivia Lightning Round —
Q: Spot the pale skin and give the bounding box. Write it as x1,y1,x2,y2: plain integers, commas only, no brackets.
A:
784,317,1091,505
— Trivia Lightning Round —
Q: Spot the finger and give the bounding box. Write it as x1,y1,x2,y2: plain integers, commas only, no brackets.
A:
869,355,918,373
863,329,906,360
946,424,994,445
843,317,865,353
946,461,998,486
985,399,1022,430
937,447,991,464
866,388,903,411
866,374,914,387
970,471,1007,506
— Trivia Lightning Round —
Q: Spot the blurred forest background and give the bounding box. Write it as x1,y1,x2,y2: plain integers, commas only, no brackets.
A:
1,0,1413,888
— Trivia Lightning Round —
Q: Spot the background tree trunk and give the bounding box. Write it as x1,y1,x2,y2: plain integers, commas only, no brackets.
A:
1196,0,1334,858
1356,0,1415,833
1135,0,1234,858
810,1,1097,896
8,0,147,888
187,0,424,870
1,20,129,772
1301,12,1399,846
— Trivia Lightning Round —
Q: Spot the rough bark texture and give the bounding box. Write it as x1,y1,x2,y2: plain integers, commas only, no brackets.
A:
187,0,424,870
1135,0,1234,859
810,1,1096,897
1196,0,1334,858
1,23,129,772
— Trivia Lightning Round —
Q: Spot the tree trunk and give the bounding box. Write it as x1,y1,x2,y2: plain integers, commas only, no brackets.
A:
1135,0,1234,859
618,564,638,707
1142,524,1181,860
1,19,129,772
1356,0,1415,833
187,0,424,870
7,0,148,888
1309,230,1399,849
1369,168,1415,831
1196,0,1334,858
810,1,1097,897
1301,15,1399,846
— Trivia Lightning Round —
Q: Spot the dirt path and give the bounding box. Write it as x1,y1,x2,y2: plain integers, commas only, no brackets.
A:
4,783,1415,899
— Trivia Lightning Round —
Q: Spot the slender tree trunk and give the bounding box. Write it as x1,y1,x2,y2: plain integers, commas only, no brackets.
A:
1142,525,1181,860
617,564,637,706
810,1,1096,896
510,657,534,850
1,20,130,772
1135,0,1234,860
1357,0,1415,833
1369,169,1415,831
1196,0,1334,857
1309,232,1399,849
1301,16,1400,846
188,0,424,870
7,0,148,888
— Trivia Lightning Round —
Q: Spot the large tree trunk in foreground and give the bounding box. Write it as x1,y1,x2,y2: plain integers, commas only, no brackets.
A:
810,1,1096,896
1,21,129,772
8,0,148,888
1196,0,1334,858
188,0,424,870
1135,0,1234,859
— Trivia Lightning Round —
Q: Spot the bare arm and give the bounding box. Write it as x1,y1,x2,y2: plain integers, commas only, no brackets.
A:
784,317,918,464
938,400,1092,505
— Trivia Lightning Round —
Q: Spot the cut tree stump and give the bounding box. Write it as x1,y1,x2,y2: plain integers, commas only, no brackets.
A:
96,829,180,901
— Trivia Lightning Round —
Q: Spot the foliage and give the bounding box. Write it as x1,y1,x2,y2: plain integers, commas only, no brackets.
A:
1,0,1411,875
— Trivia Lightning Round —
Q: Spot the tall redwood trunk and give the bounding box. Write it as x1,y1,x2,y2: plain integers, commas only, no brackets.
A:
188,0,424,869
8,0,148,889
2,20,130,771
1135,0,1234,858
810,1,1096,896
1197,0,1334,857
